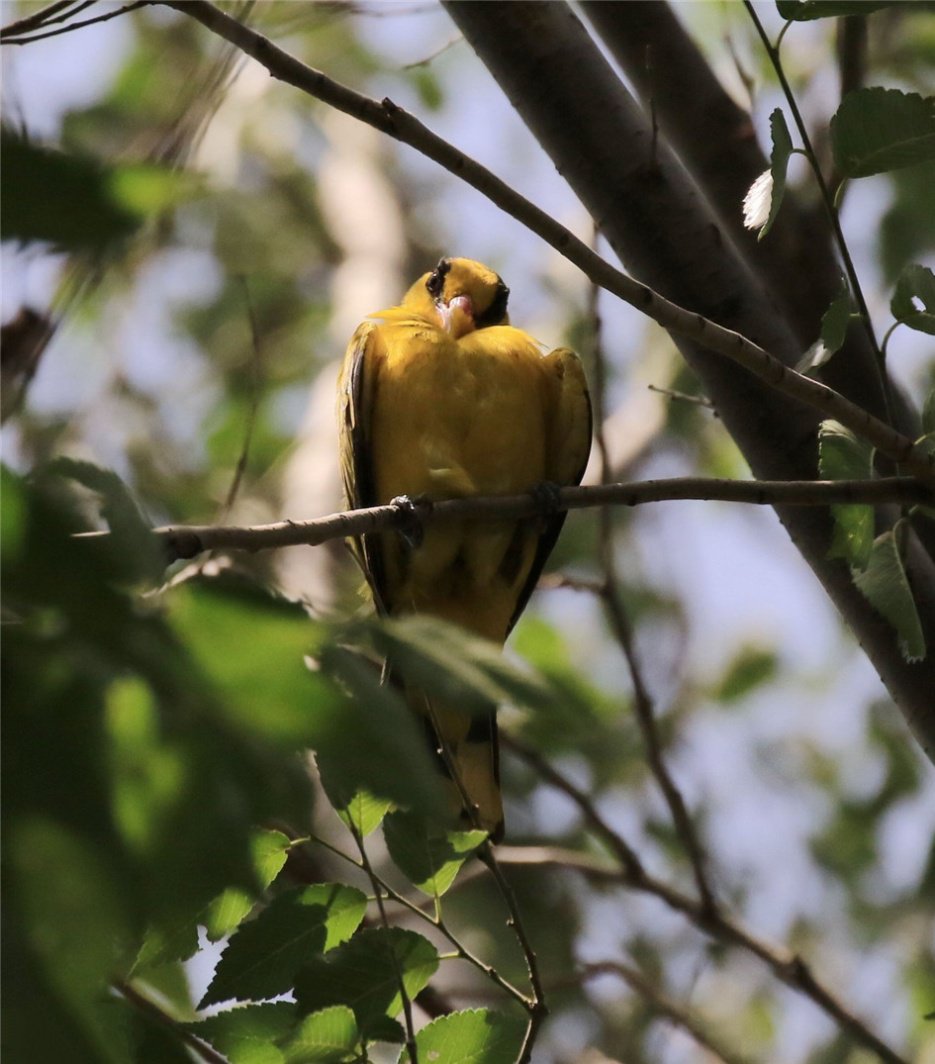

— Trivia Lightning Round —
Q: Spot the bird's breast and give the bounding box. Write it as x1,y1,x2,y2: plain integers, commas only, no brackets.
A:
372,324,550,502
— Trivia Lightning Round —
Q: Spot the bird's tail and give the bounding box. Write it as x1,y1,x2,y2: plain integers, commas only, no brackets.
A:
411,689,504,843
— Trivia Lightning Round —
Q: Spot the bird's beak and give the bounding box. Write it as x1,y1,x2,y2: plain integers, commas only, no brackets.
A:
437,294,475,338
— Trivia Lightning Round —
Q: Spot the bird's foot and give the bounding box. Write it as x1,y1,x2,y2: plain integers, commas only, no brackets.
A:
531,480,564,517
391,494,432,548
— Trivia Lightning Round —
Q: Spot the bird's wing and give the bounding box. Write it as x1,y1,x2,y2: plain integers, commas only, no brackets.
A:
507,346,592,633
338,319,391,615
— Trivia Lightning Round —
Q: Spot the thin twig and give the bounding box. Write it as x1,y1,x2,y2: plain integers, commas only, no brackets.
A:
500,747,909,1064
154,0,934,482
300,828,532,1008
575,961,752,1064
0,0,89,39
744,2,890,416
347,822,419,1064
477,842,547,1064
113,980,228,1064
0,1,150,44
216,276,264,523
647,383,716,410
588,259,717,914
74,476,931,560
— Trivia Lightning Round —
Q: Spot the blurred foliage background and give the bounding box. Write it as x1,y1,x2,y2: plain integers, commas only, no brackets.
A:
2,2,934,1062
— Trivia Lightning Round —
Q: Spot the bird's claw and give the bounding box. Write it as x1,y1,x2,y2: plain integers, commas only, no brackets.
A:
391,494,431,548
531,480,564,517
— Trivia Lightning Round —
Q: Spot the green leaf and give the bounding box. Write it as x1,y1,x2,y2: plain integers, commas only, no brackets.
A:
853,530,926,662
797,283,855,372
891,263,935,335
315,644,445,815
0,130,138,251
202,884,368,1007
397,1009,526,1064
713,646,779,704
1,465,26,562
761,109,794,239
818,420,875,568
366,615,559,716
293,928,439,1039
831,88,935,178
42,457,164,583
204,830,294,942
5,818,135,1063
190,1002,297,1064
168,575,329,746
282,1006,360,1063
776,1,894,19
383,811,486,897
317,777,393,839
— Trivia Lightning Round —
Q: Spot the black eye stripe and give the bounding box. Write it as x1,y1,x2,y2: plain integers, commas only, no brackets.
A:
425,258,451,299
475,278,510,328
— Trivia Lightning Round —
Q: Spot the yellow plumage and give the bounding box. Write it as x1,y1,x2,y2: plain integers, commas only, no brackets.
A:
338,257,591,840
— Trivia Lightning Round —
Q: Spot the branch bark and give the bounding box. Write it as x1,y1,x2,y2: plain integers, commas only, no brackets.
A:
99,477,931,560
442,0,935,755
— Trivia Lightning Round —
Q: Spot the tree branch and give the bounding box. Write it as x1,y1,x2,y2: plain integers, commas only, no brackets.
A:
0,1,150,44
154,0,932,482
576,961,752,1064
81,477,927,562
113,980,228,1064
498,746,909,1064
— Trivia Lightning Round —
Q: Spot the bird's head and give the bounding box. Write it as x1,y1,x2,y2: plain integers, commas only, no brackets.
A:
405,257,510,338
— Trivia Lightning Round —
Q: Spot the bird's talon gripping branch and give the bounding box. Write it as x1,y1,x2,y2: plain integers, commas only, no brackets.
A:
391,494,431,548
532,480,564,517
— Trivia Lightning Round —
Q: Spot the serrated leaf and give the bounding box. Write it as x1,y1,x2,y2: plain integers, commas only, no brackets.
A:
776,0,893,19
201,884,368,1007
204,830,294,941
761,109,794,238
383,811,486,897
293,928,438,1038
316,772,393,838
282,1006,360,1063
891,264,935,335
853,531,926,662
397,1009,526,1064
832,88,935,178
189,1002,297,1064
818,420,875,567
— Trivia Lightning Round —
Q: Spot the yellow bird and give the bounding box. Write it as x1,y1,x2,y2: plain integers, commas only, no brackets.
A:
338,257,591,841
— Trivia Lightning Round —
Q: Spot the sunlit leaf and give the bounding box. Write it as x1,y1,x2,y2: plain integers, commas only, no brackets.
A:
758,109,794,239
293,928,438,1039
190,1002,297,1064
818,420,874,568
202,884,368,1007
204,830,294,942
832,88,935,178
383,811,486,897
282,1006,360,1063
397,1009,526,1064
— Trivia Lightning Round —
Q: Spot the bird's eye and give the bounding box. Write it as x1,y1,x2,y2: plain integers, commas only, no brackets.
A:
426,258,451,299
